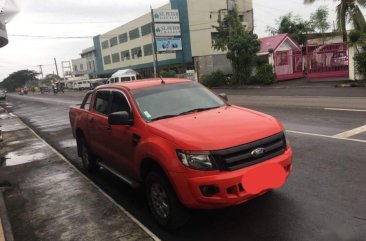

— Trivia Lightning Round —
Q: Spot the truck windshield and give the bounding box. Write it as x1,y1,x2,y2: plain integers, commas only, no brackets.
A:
131,82,226,121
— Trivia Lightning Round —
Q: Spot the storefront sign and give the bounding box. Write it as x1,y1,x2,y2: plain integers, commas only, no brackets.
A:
156,38,182,52
153,10,180,23
154,23,181,37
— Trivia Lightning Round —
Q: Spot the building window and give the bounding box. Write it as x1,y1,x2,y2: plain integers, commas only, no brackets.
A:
74,65,78,71
110,37,118,47
131,47,142,59
239,15,244,22
80,64,84,70
211,32,218,46
276,52,289,66
102,40,109,49
104,55,111,65
121,50,130,61
119,33,128,44
143,44,153,56
129,28,140,40
112,53,120,63
141,23,152,36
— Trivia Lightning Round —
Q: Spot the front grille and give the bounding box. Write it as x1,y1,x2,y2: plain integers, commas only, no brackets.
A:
211,132,286,171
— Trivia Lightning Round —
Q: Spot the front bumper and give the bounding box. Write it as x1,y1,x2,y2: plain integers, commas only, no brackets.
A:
170,147,292,209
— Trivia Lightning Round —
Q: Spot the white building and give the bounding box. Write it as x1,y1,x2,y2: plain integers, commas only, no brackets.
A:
93,0,253,78
71,47,97,78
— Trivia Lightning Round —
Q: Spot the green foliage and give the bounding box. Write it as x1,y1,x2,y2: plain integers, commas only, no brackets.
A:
252,64,276,85
305,0,366,42
0,70,39,91
310,6,330,33
159,69,176,78
213,7,260,85
267,13,314,45
200,70,227,87
354,52,366,79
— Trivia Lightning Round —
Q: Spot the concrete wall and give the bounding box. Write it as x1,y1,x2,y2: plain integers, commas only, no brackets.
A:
187,0,253,58
195,54,232,77
99,3,177,72
71,58,89,76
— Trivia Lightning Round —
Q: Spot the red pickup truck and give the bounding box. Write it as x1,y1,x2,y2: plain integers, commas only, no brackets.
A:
69,78,292,229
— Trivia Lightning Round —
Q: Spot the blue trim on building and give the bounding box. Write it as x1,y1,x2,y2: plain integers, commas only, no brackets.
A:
171,0,192,64
93,0,193,77
102,57,186,75
93,35,104,74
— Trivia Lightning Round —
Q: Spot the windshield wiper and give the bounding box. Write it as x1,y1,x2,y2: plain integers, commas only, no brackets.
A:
150,114,181,121
151,106,221,121
178,106,220,115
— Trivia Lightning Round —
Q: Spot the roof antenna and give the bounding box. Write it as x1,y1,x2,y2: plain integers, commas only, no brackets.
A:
159,76,166,85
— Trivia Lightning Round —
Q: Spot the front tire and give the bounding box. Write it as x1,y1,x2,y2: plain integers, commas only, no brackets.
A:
145,169,190,230
79,137,99,172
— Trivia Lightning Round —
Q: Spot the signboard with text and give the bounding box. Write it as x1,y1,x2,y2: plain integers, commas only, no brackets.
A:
154,23,181,37
153,10,180,23
156,38,182,52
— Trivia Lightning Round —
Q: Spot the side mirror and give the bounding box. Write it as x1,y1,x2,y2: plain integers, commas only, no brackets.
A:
218,93,228,102
108,111,133,126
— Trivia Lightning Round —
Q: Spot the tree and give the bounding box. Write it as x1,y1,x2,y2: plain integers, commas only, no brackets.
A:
310,6,331,34
213,7,260,85
0,70,39,91
267,13,314,45
305,0,366,42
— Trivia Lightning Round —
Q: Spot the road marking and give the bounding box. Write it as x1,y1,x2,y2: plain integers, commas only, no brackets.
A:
324,108,366,112
286,130,366,143
18,118,161,241
333,125,366,138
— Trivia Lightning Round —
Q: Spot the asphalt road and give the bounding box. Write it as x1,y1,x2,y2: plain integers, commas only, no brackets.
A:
1,87,366,241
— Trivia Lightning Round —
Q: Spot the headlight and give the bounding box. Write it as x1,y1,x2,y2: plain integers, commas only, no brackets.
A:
177,150,216,171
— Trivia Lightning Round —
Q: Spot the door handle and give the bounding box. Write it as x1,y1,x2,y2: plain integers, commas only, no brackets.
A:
106,125,112,131
88,117,94,123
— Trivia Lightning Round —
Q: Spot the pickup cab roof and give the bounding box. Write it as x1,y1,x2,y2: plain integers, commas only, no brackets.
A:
96,78,193,91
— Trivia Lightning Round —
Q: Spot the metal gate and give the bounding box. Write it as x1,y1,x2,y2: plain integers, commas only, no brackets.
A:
274,50,304,81
306,43,349,79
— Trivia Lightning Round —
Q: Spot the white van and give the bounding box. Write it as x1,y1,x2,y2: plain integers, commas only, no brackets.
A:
107,69,140,84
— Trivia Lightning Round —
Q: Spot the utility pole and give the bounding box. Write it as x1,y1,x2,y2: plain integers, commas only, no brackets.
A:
39,65,44,79
54,58,59,77
151,6,159,78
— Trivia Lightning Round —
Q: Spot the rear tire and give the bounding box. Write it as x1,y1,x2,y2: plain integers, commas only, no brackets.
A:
145,169,190,230
79,137,99,173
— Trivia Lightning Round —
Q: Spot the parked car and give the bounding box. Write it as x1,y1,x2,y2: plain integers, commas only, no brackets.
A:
331,50,348,66
69,78,293,229
0,89,6,100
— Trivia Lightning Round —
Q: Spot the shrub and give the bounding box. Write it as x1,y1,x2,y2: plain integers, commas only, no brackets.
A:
200,70,227,87
252,64,276,85
354,52,366,81
159,69,176,77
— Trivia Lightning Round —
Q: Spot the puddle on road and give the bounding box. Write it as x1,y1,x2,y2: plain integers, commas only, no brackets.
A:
59,139,76,148
4,152,48,166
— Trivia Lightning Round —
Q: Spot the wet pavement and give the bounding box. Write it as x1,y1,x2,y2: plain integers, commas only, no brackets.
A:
1,83,366,241
0,107,157,241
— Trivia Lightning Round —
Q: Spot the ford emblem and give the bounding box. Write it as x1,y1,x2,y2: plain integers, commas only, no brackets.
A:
251,147,266,158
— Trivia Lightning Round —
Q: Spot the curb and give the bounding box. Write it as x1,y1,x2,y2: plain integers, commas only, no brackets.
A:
0,189,14,241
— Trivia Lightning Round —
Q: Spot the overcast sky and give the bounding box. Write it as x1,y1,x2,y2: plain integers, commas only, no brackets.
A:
0,0,342,81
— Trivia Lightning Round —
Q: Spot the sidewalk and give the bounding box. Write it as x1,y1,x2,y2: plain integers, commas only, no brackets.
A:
0,107,158,241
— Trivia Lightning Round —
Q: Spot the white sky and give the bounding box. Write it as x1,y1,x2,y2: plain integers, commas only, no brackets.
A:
0,0,342,81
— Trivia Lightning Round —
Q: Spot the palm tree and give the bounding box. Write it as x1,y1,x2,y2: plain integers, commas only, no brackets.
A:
305,0,366,42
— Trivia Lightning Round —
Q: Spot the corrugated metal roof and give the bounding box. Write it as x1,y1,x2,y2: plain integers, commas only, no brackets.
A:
258,33,288,54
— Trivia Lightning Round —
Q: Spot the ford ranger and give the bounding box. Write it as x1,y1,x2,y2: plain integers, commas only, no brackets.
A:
69,78,293,229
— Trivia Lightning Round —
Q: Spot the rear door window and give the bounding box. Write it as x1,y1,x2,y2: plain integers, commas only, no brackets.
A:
110,91,131,114
81,91,93,110
94,91,111,115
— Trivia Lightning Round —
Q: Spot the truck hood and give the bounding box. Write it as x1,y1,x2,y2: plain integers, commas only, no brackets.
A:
148,106,283,150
